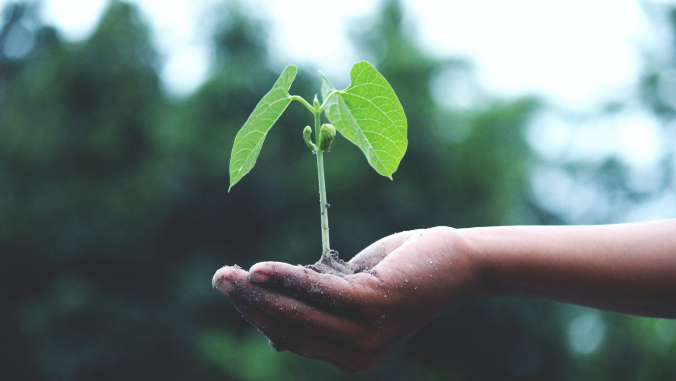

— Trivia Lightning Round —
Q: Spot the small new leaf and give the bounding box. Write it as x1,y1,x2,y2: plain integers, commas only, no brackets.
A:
317,124,336,151
321,62,407,179
229,65,297,191
303,126,316,151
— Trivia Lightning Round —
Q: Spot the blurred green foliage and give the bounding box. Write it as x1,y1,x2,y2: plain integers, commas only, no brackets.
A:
0,1,674,380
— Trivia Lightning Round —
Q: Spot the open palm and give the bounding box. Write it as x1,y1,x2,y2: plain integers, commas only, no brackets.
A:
212,227,481,372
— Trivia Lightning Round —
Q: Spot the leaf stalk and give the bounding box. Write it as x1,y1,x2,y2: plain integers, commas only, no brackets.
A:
290,95,315,113
318,90,342,113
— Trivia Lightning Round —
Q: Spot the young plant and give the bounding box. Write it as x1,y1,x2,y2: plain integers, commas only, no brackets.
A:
228,61,407,260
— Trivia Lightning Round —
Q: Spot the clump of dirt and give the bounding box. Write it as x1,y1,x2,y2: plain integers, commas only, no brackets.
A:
306,250,357,277
305,250,376,277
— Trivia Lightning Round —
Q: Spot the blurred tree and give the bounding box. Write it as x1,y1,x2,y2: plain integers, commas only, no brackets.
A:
0,2,219,380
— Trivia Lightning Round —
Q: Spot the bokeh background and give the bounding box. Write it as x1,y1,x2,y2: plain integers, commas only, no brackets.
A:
1,0,676,380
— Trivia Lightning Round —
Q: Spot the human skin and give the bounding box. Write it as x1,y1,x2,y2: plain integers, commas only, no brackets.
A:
212,220,676,372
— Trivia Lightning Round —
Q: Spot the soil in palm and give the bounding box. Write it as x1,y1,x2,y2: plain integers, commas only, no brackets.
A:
305,250,360,277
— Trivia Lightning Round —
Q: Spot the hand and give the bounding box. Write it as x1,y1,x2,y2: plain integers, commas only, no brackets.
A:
212,227,483,372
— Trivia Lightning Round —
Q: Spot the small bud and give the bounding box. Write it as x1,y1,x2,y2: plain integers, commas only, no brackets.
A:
303,126,316,151
313,94,320,110
317,123,336,151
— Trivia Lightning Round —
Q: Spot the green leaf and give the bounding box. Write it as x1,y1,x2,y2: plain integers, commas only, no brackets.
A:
229,65,297,191
320,71,335,103
321,61,407,179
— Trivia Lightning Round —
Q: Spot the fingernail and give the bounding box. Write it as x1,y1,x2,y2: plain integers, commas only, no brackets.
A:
250,272,269,283
213,276,234,293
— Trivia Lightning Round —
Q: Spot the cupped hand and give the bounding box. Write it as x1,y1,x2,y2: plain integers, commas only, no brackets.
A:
212,227,482,372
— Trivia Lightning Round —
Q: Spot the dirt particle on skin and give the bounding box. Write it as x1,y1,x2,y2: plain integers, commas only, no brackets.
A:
233,264,242,270
283,278,293,287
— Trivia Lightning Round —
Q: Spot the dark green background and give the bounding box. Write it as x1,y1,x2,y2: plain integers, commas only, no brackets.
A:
1,1,675,380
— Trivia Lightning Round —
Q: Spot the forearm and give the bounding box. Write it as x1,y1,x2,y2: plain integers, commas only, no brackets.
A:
460,220,676,318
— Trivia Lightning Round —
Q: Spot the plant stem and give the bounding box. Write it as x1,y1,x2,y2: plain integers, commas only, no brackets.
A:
314,111,331,258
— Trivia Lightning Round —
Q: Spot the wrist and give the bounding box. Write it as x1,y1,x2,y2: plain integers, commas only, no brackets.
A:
454,227,505,298
428,227,490,301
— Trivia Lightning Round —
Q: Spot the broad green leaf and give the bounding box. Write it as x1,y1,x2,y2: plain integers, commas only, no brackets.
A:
320,70,336,103
321,61,407,179
229,65,297,191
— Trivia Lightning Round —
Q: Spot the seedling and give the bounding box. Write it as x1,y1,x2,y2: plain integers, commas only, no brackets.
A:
229,61,407,260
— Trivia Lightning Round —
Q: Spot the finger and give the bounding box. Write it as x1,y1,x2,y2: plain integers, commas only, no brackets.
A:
212,265,250,295
230,279,387,349
214,264,387,347
248,262,381,309
348,230,420,271
229,296,389,372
